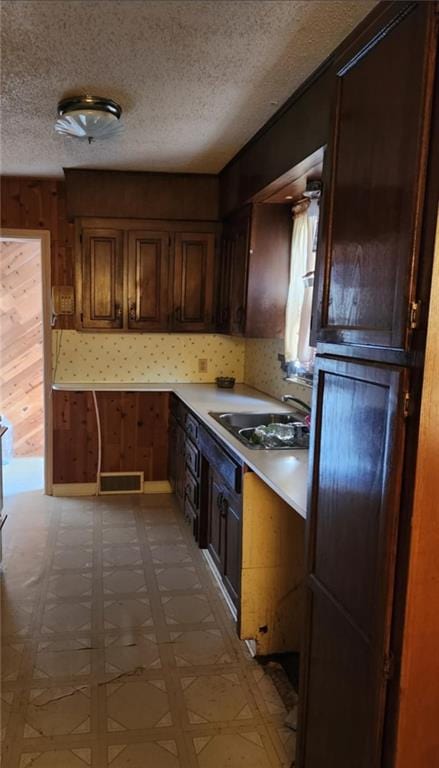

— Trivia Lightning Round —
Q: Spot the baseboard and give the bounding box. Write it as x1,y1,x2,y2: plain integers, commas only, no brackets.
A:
202,548,238,622
143,481,172,494
52,480,172,497
52,483,97,497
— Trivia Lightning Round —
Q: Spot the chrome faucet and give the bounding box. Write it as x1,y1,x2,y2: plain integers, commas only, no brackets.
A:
281,395,311,414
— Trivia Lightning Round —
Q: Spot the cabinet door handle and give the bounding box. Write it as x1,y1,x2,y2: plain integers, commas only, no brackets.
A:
115,303,122,320
236,305,244,325
174,306,182,323
216,491,223,511
220,497,228,518
129,302,136,322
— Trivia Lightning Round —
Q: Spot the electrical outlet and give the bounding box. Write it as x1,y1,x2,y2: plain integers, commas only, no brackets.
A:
198,358,208,373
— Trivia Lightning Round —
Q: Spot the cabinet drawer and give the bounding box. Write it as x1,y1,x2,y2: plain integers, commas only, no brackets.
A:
199,426,242,494
185,467,199,510
185,411,199,442
185,439,200,477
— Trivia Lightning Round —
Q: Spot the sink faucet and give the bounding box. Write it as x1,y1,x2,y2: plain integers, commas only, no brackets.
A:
281,395,311,414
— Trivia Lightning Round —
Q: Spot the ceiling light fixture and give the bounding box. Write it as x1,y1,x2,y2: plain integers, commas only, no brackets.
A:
54,94,123,144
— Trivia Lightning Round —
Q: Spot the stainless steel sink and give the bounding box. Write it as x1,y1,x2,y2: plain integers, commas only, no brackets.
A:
209,411,310,450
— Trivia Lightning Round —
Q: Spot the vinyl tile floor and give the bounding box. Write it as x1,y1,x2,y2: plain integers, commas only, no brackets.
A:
0,492,296,768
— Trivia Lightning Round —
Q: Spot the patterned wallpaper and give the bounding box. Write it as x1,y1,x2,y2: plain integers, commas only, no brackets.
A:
52,331,245,383
52,332,311,407
244,338,312,406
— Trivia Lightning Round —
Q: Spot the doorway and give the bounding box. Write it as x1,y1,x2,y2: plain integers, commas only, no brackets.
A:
0,230,52,496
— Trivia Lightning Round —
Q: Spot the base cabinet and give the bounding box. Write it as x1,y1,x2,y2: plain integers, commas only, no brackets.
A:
207,465,242,607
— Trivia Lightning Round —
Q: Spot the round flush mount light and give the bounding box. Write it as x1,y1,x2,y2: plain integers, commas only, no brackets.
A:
54,94,123,144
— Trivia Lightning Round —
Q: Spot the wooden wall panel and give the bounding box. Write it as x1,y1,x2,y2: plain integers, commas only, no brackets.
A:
52,390,169,484
52,390,98,483
0,176,75,330
97,392,169,480
65,169,219,221
0,239,44,456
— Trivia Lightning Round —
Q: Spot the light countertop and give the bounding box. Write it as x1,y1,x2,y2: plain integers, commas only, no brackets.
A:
53,382,308,519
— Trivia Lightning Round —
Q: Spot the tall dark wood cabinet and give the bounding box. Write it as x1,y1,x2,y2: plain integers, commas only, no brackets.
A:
80,228,124,329
301,357,408,768
299,3,438,768
312,1,437,354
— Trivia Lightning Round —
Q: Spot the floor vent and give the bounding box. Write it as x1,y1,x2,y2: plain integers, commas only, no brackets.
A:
98,472,144,495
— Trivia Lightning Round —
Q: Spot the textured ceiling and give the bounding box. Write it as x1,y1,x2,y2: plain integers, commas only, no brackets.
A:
0,0,377,177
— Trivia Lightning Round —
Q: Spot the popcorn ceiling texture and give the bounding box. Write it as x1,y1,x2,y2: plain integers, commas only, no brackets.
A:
245,338,312,407
2,0,377,176
52,331,245,384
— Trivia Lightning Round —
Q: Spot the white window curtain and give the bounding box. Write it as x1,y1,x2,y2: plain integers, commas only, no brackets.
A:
285,199,319,374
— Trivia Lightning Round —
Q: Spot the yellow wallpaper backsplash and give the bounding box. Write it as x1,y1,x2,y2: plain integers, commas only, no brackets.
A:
244,338,312,406
52,331,245,383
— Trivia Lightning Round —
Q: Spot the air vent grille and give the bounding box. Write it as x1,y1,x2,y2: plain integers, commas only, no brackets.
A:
98,472,144,495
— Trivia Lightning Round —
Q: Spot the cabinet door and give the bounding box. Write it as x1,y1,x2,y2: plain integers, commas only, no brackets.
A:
222,491,241,607
172,232,215,331
297,356,408,768
313,3,436,352
229,213,250,336
127,231,169,330
80,228,124,329
207,468,224,570
168,415,178,491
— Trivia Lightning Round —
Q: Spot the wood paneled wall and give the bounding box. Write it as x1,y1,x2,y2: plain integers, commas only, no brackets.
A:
52,390,169,484
0,176,75,330
0,239,44,456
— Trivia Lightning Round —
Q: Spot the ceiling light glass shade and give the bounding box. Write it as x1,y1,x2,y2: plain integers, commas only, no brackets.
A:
54,95,122,143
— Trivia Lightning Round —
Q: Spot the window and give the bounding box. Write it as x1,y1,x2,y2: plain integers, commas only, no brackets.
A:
284,198,319,382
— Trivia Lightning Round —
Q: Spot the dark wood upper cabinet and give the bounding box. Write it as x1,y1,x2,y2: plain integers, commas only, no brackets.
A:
219,203,291,337
172,232,215,332
79,228,124,330
297,356,408,768
76,219,218,332
313,2,437,353
127,230,170,331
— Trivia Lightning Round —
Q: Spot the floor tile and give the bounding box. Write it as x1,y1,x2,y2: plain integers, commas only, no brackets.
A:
103,597,152,629
40,602,92,635
146,524,183,543
18,748,92,767
161,595,215,625
47,573,93,599
2,642,27,681
181,672,254,724
106,679,172,730
169,629,233,667
23,686,91,737
52,547,94,571
151,543,193,565
32,638,94,680
192,731,272,768
102,545,142,567
155,565,202,592
108,741,180,767
104,631,161,673
56,528,94,548
103,568,147,595
102,527,138,546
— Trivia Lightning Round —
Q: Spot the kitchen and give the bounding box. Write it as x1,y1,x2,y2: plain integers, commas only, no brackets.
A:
1,2,438,768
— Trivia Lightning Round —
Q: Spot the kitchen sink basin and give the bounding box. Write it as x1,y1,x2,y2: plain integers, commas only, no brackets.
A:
209,411,310,450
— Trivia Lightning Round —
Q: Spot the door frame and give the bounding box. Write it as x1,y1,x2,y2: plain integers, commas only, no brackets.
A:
0,228,53,495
